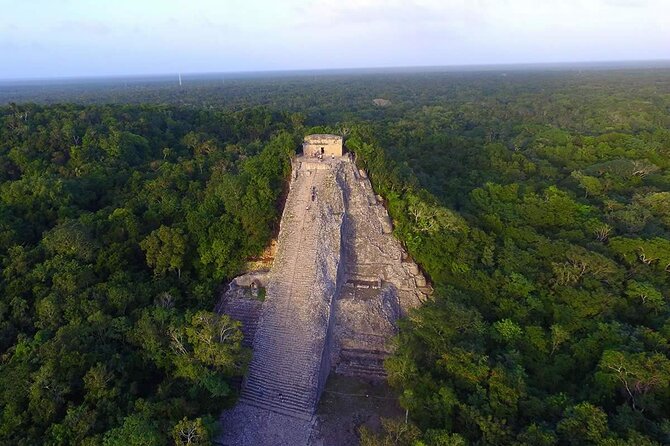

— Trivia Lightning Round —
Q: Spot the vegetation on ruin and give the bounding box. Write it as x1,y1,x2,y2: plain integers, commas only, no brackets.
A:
2,67,670,444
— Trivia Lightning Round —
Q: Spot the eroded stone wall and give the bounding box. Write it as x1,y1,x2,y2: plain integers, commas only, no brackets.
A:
331,159,428,378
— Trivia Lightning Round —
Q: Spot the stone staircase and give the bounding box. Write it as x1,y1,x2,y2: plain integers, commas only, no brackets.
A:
219,298,262,348
335,347,388,378
238,163,341,420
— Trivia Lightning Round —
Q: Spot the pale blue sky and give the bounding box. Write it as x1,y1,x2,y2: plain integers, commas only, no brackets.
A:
1,0,668,79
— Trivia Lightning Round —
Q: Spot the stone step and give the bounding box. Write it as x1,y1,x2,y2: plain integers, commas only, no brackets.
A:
248,350,317,363
251,342,319,355
242,379,314,405
247,361,318,377
252,334,316,345
248,356,315,369
257,327,319,338
250,355,317,369
221,304,262,347
250,343,318,356
240,391,313,416
249,358,316,371
244,371,316,393
240,393,314,421
252,335,317,347
340,347,392,358
254,339,320,351
254,325,320,338
338,354,387,367
247,356,317,372
242,383,313,405
240,392,312,416
253,324,317,336
226,316,260,329
336,362,387,378
244,373,320,397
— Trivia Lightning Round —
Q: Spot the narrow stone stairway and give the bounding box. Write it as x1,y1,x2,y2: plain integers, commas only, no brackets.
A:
238,162,342,420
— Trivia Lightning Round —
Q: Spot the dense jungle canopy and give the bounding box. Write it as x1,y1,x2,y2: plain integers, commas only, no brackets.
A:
1,67,669,444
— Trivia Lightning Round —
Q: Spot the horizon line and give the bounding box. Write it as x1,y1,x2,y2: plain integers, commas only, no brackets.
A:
2,58,670,84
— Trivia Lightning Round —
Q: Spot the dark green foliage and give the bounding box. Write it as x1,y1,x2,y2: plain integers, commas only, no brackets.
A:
0,104,297,444
343,72,670,444
2,68,670,444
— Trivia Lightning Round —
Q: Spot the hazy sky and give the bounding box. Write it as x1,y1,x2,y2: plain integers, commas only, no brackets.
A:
1,0,668,79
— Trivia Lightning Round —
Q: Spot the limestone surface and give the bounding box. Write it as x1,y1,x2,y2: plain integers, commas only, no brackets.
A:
217,156,428,445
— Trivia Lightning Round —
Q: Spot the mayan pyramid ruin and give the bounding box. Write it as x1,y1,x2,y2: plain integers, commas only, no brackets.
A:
217,138,430,445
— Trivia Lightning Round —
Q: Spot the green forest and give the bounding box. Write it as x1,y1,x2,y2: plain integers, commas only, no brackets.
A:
1,68,670,445
0,104,299,444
